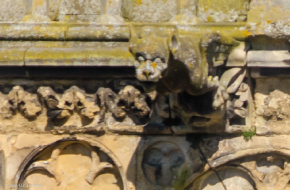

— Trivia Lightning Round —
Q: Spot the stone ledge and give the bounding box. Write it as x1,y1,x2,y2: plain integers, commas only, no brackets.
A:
0,41,134,66
25,47,134,66
248,51,290,67
0,22,249,41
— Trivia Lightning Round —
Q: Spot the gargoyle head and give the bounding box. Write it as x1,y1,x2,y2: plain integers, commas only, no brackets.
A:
129,27,179,83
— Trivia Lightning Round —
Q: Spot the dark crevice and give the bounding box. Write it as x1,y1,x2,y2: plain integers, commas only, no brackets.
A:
190,134,227,190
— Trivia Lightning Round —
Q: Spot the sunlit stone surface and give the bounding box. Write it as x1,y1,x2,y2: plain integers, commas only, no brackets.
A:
0,0,290,190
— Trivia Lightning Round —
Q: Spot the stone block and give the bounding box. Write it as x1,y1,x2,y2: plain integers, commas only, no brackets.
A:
247,51,290,67
0,0,26,21
197,0,250,22
58,0,101,22
122,0,178,22
0,23,66,40
66,24,130,40
0,48,27,66
25,42,134,66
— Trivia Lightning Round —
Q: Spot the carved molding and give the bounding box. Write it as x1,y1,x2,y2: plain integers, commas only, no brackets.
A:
0,81,252,134
0,71,253,134
0,83,170,132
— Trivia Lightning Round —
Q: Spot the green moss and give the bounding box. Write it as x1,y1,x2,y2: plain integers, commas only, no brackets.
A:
173,169,189,190
242,129,255,141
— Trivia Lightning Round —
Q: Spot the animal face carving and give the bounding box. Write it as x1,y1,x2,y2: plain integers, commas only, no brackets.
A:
129,28,171,82
129,26,242,98
142,142,185,186
135,56,167,82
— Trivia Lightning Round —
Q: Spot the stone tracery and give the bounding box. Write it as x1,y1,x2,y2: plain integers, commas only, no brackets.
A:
18,141,124,190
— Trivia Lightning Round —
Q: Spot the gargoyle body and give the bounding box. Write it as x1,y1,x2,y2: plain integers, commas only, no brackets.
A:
129,27,240,96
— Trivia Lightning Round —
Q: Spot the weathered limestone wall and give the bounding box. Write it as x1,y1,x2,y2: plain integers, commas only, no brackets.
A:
1,0,290,190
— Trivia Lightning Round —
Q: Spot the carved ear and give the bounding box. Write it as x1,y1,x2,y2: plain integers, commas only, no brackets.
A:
169,34,180,53
129,25,139,39
129,25,140,53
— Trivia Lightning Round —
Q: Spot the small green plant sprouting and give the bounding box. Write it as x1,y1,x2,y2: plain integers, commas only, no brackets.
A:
242,129,256,141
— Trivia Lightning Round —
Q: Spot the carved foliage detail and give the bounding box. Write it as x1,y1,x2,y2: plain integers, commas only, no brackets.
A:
97,86,151,125
217,68,249,120
0,86,42,119
37,85,152,126
38,86,100,121
0,85,155,128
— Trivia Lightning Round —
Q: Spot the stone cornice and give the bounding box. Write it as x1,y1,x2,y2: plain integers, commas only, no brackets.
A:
0,22,249,41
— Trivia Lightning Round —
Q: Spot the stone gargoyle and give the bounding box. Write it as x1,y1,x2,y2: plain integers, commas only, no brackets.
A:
129,27,249,128
129,27,241,96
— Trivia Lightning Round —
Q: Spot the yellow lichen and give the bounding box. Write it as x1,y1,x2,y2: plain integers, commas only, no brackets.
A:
33,0,45,7
136,0,142,6
244,29,252,37
0,48,26,65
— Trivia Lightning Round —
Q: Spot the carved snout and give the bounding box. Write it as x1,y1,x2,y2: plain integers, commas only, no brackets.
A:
140,60,155,79
143,70,151,79
136,59,164,82
143,147,185,186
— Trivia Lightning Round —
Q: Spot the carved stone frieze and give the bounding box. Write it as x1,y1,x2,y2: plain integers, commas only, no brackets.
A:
97,85,152,125
0,86,42,120
0,78,252,134
38,86,101,120
36,84,155,128
0,81,173,132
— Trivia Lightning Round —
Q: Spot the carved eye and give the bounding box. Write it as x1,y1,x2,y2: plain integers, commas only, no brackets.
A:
154,58,162,63
138,56,145,62
134,61,140,67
